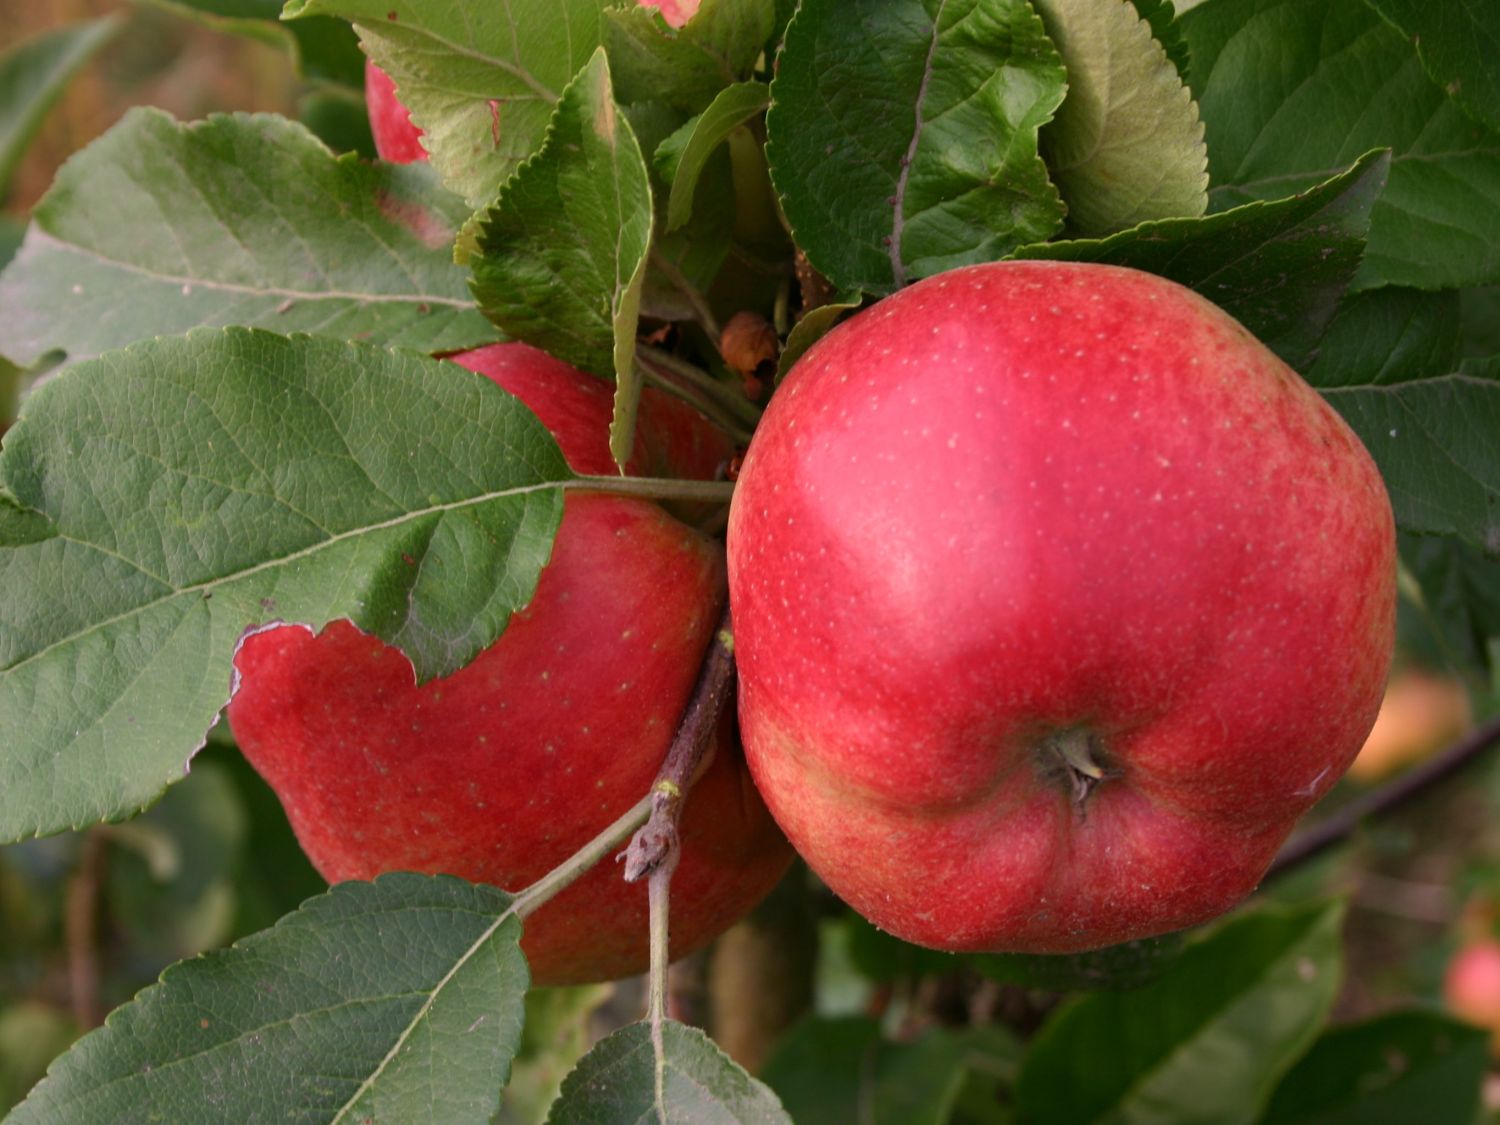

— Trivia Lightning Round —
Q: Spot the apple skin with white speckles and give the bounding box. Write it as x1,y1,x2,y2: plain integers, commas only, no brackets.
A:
727,260,1395,953
229,343,791,985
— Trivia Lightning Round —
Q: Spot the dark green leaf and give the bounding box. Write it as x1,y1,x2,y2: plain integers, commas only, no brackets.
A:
605,0,776,114
767,0,1067,295
0,330,569,841
658,82,771,232
145,0,364,87
1362,0,1500,133
1322,356,1500,547
1015,902,1344,1125
1400,530,1500,670
761,1017,1021,1125
971,932,1186,992
0,109,497,369
546,1019,789,1124
0,16,121,198
284,0,613,205
1259,1010,1487,1125
1016,150,1389,371
1304,287,1462,389
467,50,653,470
1182,0,1500,291
1032,0,1207,235
1461,287,1500,358
6,875,528,1124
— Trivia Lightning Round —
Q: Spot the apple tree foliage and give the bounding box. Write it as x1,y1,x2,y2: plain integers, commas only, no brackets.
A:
0,0,1498,1121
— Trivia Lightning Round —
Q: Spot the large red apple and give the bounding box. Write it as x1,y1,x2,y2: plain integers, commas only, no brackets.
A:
727,260,1395,954
229,342,791,984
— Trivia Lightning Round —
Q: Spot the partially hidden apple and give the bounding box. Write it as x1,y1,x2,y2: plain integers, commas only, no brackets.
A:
364,0,701,164
229,342,792,985
364,60,427,165
1446,940,1500,1053
727,260,1395,954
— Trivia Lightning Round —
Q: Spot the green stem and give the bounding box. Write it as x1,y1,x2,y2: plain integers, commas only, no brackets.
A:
649,250,723,344
638,370,756,445
511,794,652,920
639,345,763,430
568,475,735,505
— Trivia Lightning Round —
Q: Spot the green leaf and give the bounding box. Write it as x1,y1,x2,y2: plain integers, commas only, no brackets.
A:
605,0,776,114
971,932,1186,992
762,1017,1021,1125
1259,1010,1488,1125
283,0,613,206
546,1019,789,1124
1321,356,1500,548
1129,0,1190,81
1032,0,1207,235
143,0,364,87
767,0,1067,295
0,15,121,199
1016,150,1389,371
1401,530,1500,670
1182,0,1500,291
1362,0,1500,133
468,50,654,470
658,82,771,232
0,329,569,842
5,874,529,1125
777,294,863,380
0,109,497,370
1304,286,1462,390
1015,902,1344,1125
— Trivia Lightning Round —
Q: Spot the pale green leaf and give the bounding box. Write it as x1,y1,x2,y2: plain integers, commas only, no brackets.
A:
0,109,497,369
767,0,1067,294
143,0,363,87
283,0,615,205
467,50,654,470
6,875,529,1125
658,82,770,232
0,330,569,841
1032,0,1208,235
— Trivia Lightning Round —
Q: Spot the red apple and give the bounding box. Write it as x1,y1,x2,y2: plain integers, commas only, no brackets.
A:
364,60,427,164
363,1,700,165
228,342,791,985
727,260,1395,954
1446,940,1500,1053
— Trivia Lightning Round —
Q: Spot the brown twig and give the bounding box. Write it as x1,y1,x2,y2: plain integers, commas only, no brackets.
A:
1266,711,1500,882
621,604,737,883
65,827,106,1030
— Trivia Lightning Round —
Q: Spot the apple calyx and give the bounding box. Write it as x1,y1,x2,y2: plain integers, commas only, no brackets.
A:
1040,728,1116,811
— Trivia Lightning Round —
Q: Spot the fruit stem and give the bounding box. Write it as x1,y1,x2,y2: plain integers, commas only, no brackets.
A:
622,605,738,882
638,344,763,430
569,475,735,504
510,793,653,920
649,250,723,344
